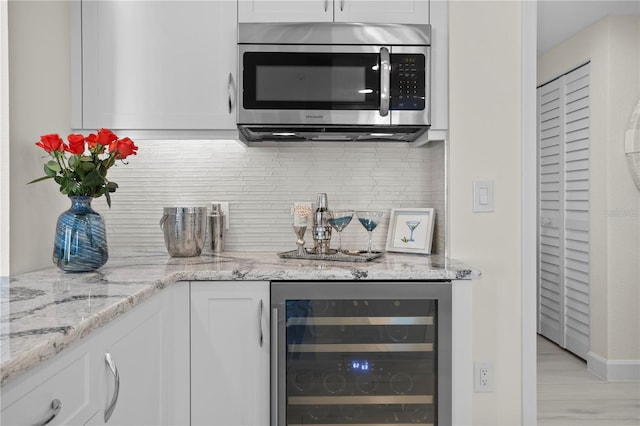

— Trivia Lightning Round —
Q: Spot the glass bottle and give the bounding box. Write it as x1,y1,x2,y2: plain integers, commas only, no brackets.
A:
312,193,332,254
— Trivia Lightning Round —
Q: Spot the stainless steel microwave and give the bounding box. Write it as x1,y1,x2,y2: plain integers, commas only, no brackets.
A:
237,23,431,143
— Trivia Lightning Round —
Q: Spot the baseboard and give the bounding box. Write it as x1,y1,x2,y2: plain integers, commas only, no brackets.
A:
587,351,640,381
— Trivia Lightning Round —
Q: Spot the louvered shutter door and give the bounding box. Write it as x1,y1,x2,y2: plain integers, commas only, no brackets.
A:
562,64,590,359
538,78,565,347
537,63,590,360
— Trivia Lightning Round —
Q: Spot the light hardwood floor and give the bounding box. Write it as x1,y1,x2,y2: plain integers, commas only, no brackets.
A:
537,335,640,425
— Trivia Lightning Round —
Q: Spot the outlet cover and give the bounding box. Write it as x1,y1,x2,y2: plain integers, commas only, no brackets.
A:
474,360,494,392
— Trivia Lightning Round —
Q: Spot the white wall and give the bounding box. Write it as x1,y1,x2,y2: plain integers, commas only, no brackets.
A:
8,0,70,274
449,1,524,423
538,15,640,376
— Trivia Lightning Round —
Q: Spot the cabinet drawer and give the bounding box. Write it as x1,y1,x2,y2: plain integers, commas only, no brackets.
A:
1,343,97,426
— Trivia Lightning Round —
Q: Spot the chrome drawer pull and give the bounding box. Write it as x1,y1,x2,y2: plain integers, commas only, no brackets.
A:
227,73,236,114
104,352,120,422
33,398,61,426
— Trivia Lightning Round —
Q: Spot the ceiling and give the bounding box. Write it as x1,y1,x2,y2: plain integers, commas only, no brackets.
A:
537,0,640,55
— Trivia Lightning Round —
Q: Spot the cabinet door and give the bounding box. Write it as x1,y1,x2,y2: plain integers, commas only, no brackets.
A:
81,0,237,130
191,281,270,426
239,0,333,22
82,284,189,426
0,336,99,426
334,0,429,24
97,295,165,425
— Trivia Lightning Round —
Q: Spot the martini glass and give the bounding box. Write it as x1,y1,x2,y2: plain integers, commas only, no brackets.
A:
355,210,386,254
405,220,421,242
328,210,354,253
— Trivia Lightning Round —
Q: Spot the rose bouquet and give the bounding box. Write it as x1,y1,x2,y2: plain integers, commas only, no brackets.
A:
30,128,138,207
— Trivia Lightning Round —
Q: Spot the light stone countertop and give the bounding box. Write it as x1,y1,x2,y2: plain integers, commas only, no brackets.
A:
0,251,480,386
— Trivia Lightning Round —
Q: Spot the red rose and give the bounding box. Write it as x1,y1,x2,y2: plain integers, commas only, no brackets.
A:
35,134,64,153
85,133,98,148
65,134,86,155
109,137,138,159
95,128,118,146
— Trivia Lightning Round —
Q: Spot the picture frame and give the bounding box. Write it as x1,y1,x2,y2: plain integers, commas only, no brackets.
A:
385,208,435,255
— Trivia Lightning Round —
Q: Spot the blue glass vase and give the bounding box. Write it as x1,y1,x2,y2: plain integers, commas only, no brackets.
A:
53,196,108,272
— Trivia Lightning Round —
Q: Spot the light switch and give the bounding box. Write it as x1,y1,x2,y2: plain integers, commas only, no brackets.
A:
473,180,494,212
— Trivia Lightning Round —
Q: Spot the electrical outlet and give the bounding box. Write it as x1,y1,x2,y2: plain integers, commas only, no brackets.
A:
210,201,230,230
474,361,494,392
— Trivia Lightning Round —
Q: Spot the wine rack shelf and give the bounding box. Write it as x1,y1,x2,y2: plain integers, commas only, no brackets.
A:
287,316,434,326
288,343,433,353
288,395,434,405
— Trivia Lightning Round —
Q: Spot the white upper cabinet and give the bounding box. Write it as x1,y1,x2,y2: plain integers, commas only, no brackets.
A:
239,0,429,24
239,0,333,22
76,1,238,131
335,0,429,24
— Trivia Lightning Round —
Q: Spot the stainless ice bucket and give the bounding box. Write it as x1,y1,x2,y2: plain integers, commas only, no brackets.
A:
159,207,207,257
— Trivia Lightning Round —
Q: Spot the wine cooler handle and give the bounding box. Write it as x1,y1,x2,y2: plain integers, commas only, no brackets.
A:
271,307,279,426
258,299,264,347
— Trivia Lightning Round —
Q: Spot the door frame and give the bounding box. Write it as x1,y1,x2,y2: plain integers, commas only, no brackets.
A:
521,1,538,424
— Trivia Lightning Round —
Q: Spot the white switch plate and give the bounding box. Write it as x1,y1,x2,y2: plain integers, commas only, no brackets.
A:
210,201,230,230
473,180,494,212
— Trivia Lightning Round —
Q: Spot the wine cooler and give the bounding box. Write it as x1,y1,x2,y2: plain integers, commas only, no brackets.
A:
271,282,452,426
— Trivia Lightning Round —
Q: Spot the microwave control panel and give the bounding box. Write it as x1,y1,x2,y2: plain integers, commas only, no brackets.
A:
390,54,426,111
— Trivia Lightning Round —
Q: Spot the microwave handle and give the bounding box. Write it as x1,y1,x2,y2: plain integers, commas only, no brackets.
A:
379,47,390,117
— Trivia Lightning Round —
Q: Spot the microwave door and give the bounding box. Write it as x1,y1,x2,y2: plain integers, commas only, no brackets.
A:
238,44,392,127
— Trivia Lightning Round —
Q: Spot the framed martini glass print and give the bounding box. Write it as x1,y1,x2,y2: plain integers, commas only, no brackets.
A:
385,208,435,254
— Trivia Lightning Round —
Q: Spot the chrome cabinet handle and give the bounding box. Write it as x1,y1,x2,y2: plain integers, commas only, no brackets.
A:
227,73,236,114
271,308,279,426
379,47,391,117
258,299,264,347
33,399,61,426
323,0,328,12
340,0,344,11
104,352,120,423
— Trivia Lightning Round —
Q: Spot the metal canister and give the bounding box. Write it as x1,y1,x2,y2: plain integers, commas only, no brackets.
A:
208,204,225,253
159,207,207,257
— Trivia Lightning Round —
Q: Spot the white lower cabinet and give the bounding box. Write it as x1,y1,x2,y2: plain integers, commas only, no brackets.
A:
190,281,270,426
90,282,189,425
0,336,100,425
0,283,190,426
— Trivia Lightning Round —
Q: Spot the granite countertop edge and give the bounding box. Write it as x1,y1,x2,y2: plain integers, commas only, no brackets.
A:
0,251,480,387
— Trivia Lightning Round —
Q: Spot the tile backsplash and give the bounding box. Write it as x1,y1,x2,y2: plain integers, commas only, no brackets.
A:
97,139,446,255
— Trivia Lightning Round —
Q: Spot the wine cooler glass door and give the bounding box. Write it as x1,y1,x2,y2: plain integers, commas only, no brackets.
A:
271,282,452,426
